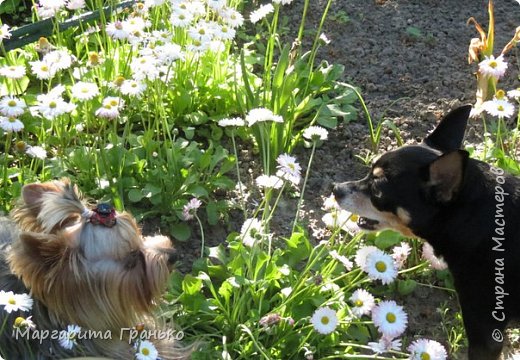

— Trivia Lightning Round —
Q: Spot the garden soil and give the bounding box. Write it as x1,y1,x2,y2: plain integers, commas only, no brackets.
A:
168,1,520,358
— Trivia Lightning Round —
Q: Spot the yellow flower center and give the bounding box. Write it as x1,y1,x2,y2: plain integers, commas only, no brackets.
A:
8,117,16,123
421,352,431,360
179,14,186,20
142,348,150,356
375,261,387,272
350,214,359,222
14,317,25,327
354,300,363,307
497,105,504,112
110,100,118,106
8,100,16,107
41,65,49,71
114,76,125,87
386,312,396,323
81,87,89,93
131,82,137,88
9,66,15,71
104,104,112,109
489,60,497,69
198,29,206,35
115,22,123,30
495,89,506,99
8,297,16,305
321,316,330,325
49,101,57,108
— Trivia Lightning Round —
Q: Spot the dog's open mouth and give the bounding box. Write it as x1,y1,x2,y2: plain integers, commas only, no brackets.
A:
357,217,380,230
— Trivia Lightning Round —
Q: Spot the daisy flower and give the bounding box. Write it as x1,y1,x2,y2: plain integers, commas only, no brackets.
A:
188,23,214,42
95,104,119,119
43,50,73,71
354,245,378,270
106,21,130,40
135,340,159,360
66,0,86,10
29,60,57,80
215,25,236,41
482,99,515,119
120,79,147,97
182,198,202,220
371,300,408,338
245,108,283,126
0,291,33,313
0,24,12,40
240,218,264,247
59,325,81,350
349,288,375,317
123,16,149,33
154,43,184,64
303,126,328,141
365,249,398,284
310,306,338,335
71,81,99,101
422,242,448,270
221,8,244,28
187,39,210,54
207,0,226,10
170,10,194,28
392,241,411,269
34,92,76,120
408,339,447,360
102,96,125,109
368,335,402,354
329,250,353,270
13,316,36,330
322,194,340,211
478,55,508,79
250,3,274,24
26,146,47,160
218,117,245,127
0,117,24,132
256,175,283,190
259,313,282,328
276,153,301,185
507,88,520,100
322,210,360,235
0,96,26,117
0,65,26,79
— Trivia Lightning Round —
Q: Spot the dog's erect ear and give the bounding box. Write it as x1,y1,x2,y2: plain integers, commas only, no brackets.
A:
423,105,472,152
426,150,469,203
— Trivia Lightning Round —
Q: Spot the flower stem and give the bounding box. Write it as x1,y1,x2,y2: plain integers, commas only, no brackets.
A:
292,141,316,233
195,214,205,258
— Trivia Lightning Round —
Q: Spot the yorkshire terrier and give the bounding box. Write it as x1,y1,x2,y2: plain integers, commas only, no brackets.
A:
0,179,189,359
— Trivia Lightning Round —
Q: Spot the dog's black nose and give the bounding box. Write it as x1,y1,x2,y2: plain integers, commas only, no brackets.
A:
332,183,347,200
167,248,179,265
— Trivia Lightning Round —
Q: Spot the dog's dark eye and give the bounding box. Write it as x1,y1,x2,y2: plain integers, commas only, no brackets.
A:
371,181,383,198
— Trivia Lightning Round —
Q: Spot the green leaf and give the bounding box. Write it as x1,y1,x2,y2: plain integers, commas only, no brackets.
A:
397,279,417,296
374,230,403,249
206,201,218,225
281,232,312,267
182,274,203,295
128,189,144,203
170,223,191,242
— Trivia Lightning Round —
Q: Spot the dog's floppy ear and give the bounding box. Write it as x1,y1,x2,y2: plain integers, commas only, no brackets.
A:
426,150,469,203
22,181,62,206
423,105,472,152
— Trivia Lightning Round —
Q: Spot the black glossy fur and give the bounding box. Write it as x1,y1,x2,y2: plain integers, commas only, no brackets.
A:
333,105,520,360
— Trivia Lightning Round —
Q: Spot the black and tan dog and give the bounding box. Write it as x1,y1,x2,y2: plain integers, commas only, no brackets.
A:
333,105,520,360
0,179,188,359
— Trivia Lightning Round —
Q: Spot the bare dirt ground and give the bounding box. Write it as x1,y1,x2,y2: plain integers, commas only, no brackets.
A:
172,1,520,358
